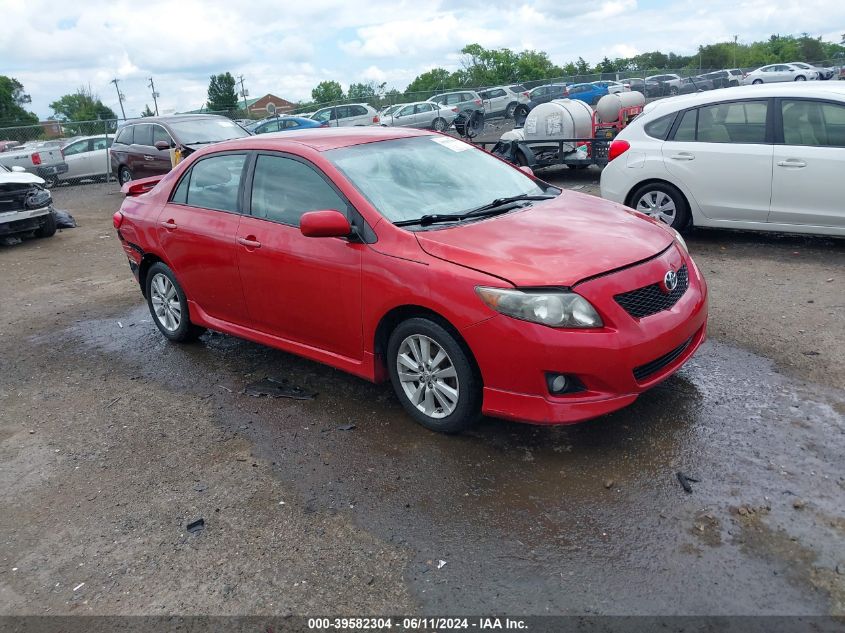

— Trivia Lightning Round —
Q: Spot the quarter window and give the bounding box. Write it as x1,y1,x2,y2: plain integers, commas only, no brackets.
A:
180,154,246,212
250,155,347,227
115,126,134,145
644,114,676,140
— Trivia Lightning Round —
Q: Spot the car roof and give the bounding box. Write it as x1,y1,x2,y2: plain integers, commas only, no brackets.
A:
208,126,433,153
126,114,228,124
641,82,845,117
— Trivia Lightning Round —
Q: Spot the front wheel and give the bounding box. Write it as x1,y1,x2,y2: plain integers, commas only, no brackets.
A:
752,79,763,85
630,182,690,231
34,211,57,238
145,263,205,342
669,86,679,96
794,75,806,81
505,102,517,119
432,117,447,132
387,318,481,434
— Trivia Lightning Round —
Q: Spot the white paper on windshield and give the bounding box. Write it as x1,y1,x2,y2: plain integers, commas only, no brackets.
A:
431,136,470,152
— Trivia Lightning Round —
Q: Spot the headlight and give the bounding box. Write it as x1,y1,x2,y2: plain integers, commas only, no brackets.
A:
671,228,688,253
476,287,603,328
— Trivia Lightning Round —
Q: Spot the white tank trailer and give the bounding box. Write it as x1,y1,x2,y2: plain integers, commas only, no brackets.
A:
595,91,645,123
522,99,594,152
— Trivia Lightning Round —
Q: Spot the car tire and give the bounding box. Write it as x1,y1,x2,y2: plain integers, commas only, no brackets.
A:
34,211,57,238
794,75,806,81
118,166,132,186
752,79,763,85
515,150,528,166
629,182,690,231
669,86,679,96
145,262,205,343
513,104,530,126
505,102,517,119
387,317,481,434
432,117,447,132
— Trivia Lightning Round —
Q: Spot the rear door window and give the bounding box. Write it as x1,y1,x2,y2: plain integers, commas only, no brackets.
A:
182,153,247,212
672,101,768,143
781,99,845,147
133,124,153,147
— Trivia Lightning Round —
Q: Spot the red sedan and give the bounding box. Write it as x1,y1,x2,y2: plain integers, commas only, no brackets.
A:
113,127,707,434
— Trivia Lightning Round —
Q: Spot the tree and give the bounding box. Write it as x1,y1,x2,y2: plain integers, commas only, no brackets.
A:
49,87,117,122
347,81,385,101
405,68,455,97
141,104,155,117
207,72,238,112
0,76,39,127
311,80,344,105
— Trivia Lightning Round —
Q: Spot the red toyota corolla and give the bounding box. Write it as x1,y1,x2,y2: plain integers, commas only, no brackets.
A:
113,127,707,433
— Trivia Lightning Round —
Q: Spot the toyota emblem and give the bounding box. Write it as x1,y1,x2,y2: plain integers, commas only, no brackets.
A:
663,269,678,292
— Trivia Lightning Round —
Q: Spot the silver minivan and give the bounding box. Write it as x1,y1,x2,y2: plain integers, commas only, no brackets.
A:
311,103,379,127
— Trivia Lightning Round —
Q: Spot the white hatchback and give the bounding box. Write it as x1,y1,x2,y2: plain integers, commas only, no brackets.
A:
600,83,845,236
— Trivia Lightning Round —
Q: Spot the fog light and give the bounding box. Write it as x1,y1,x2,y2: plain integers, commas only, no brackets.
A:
546,373,586,395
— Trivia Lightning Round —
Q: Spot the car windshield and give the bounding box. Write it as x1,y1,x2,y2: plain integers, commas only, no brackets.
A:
382,105,402,116
167,118,250,145
326,135,549,224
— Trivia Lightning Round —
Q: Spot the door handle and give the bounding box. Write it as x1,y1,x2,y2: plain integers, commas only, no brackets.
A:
144,155,154,161
669,152,695,161
776,159,806,168
160,220,177,230
237,236,261,249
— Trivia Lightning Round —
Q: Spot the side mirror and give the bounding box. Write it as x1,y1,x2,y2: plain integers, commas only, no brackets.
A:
519,165,534,176
11,165,25,172
154,140,172,151
300,210,351,238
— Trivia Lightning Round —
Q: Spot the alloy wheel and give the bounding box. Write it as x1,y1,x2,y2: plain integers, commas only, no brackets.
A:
433,118,446,132
150,273,182,332
396,334,460,419
636,190,677,225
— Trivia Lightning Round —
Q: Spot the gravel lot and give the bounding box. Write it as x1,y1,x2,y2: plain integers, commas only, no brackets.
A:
0,177,843,617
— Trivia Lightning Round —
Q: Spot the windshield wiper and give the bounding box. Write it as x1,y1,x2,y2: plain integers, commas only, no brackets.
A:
394,193,557,228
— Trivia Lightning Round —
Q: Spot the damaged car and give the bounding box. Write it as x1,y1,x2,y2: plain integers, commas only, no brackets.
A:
0,165,56,242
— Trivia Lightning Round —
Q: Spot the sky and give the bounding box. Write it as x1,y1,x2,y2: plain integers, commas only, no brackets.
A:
1,0,843,120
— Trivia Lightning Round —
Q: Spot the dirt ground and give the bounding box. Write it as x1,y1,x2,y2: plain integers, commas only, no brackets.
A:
0,178,843,618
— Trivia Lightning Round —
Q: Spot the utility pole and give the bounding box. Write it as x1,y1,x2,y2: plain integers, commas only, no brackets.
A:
148,77,160,116
110,78,126,119
733,35,739,67
237,75,249,112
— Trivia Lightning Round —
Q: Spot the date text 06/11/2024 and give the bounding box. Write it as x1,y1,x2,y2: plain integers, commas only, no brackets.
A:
307,617,528,630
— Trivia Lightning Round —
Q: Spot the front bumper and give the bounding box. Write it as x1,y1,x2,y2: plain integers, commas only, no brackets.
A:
461,244,708,425
0,206,52,236
35,163,69,178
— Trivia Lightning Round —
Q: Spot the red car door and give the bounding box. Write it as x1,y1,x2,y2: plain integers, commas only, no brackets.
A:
235,153,363,360
157,152,250,325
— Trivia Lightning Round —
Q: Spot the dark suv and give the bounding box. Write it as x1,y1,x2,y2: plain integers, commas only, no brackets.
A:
109,115,249,185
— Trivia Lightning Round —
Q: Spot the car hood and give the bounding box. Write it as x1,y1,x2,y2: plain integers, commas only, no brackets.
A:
0,171,44,186
414,191,674,287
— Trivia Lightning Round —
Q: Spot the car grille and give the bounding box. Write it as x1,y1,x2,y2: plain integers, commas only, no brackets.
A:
614,265,689,319
633,336,693,383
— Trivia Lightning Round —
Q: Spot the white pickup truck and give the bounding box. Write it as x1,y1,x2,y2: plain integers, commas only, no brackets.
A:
0,165,56,242
0,142,68,187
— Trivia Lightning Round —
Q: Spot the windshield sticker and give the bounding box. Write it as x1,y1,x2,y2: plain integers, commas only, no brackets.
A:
431,136,470,152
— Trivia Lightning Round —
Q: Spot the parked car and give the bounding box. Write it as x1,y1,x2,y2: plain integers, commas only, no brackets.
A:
788,62,833,80
427,90,484,114
109,115,249,185
600,82,845,235
526,83,569,108
592,80,630,94
58,135,112,183
566,82,610,105
697,69,743,88
0,140,68,187
478,85,530,118
678,77,714,94
113,127,707,433
645,74,683,96
0,141,22,153
742,63,817,84
251,116,326,134
379,101,457,131
0,164,56,240
310,104,380,127
627,77,663,98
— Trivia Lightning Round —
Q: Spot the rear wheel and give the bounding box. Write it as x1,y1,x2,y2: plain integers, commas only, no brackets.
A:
630,182,690,231
34,211,57,238
118,166,132,186
505,102,517,119
145,263,205,343
432,117,447,132
794,75,806,81
752,79,763,85
387,318,481,434
669,86,679,96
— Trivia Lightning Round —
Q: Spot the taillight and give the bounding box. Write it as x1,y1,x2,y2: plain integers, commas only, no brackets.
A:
31,152,41,165
112,211,124,229
563,89,569,96
608,139,630,162
474,99,482,106
60,148,65,159
452,107,458,113
523,91,530,98
372,116,379,123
